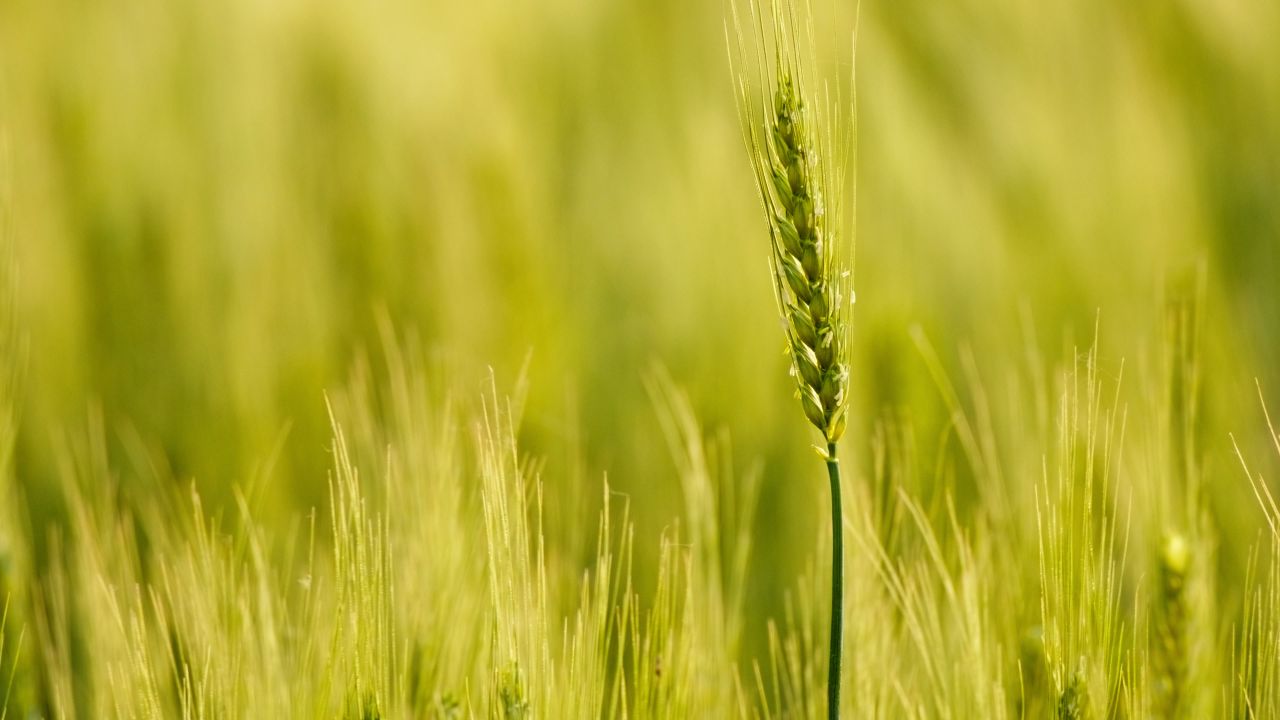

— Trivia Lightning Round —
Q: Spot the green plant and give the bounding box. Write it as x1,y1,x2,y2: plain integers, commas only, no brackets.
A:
731,1,856,715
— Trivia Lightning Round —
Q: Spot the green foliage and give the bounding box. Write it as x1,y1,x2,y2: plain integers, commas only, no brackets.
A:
0,0,1278,718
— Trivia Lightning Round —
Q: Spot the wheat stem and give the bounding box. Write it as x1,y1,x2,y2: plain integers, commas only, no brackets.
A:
825,442,843,719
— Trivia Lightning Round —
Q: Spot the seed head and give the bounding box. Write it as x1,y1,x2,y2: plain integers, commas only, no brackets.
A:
731,0,855,444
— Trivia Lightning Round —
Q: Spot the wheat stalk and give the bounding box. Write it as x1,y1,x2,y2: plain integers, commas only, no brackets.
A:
730,1,856,716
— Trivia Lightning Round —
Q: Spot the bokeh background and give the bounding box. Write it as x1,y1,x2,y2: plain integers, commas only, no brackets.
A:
2,0,1279,672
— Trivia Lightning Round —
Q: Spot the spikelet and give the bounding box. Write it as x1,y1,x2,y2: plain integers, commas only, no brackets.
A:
731,0,855,447
1057,662,1089,720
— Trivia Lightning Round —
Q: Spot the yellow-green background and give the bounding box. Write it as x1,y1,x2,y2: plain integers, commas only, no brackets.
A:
2,0,1278,668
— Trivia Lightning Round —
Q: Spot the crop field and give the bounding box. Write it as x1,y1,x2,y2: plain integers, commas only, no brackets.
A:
1,0,1279,717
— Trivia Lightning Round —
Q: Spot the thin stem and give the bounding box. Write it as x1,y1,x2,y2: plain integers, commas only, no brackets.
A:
826,441,844,719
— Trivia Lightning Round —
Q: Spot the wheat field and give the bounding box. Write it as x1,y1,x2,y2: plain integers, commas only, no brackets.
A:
1,0,1279,717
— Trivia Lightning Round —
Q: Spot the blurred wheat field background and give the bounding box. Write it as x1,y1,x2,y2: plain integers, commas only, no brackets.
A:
1,0,1280,717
